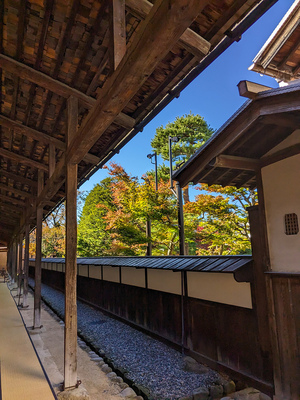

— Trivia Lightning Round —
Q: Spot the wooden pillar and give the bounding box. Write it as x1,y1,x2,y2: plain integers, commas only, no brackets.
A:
12,240,18,282
23,223,30,308
34,170,44,328
146,219,152,256
248,205,273,383
49,143,56,178
64,96,78,389
7,245,11,276
17,233,23,298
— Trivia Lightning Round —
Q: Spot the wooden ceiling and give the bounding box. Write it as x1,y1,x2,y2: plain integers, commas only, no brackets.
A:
173,83,300,189
0,0,275,245
250,0,300,82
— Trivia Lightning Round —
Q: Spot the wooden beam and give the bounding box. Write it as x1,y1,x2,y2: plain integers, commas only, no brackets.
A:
109,0,126,71
0,183,32,198
125,0,211,58
0,170,37,188
68,0,209,165
83,152,100,165
210,155,260,171
0,114,66,151
64,96,78,389
0,148,48,172
237,80,272,99
0,193,27,207
260,114,300,130
260,143,300,168
0,114,103,166
0,55,135,129
0,204,23,214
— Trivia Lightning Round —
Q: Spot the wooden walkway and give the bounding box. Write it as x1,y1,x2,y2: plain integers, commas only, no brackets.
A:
0,282,56,400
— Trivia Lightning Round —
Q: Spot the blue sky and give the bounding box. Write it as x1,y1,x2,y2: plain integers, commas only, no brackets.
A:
80,0,295,195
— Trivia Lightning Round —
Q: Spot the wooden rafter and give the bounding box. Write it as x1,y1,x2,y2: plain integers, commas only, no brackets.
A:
0,114,66,151
210,155,260,171
0,148,48,172
125,0,211,58
109,0,126,71
0,193,26,207
0,55,135,129
0,183,32,198
68,0,210,165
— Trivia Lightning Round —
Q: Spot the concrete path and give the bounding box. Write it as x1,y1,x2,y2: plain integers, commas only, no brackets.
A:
19,290,126,400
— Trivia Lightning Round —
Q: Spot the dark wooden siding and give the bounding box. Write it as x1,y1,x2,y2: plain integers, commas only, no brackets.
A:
29,266,274,394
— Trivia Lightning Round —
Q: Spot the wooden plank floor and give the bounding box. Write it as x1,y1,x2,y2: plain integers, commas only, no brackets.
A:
0,282,56,400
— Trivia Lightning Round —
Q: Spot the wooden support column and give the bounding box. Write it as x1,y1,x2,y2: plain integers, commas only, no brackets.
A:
23,223,30,308
13,240,18,282
34,170,44,328
248,205,273,383
146,219,152,256
64,96,78,389
49,143,56,178
109,0,126,71
17,233,23,298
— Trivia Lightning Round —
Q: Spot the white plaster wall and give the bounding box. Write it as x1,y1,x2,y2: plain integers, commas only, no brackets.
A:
147,269,181,295
0,252,7,269
262,153,300,272
57,263,63,272
79,264,88,277
89,265,102,280
103,266,120,283
187,272,252,309
121,267,145,288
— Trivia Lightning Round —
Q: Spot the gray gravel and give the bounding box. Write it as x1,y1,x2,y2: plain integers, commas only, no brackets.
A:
29,279,225,400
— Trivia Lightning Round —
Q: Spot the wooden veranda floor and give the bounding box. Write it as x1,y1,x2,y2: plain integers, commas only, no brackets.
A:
0,282,55,400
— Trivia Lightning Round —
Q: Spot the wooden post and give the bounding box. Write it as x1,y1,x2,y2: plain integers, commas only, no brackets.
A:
64,96,78,389
13,240,18,282
49,143,56,178
34,170,44,328
146,219,152,256
23,223,30,307
17,233,23,299
248,205,273,383
176,182,185,256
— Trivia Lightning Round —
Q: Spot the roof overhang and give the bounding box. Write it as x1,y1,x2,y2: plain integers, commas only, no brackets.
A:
249,0,300,82
173,83,300,188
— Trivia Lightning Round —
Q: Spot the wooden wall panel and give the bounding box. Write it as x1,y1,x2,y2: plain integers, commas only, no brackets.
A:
30,267,274,392
270,275,300,399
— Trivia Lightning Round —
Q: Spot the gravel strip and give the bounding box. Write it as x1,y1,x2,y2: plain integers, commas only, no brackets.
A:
30,279,225,400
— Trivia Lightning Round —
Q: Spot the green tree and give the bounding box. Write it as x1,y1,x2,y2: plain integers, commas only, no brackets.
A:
151,113,214,202
77,179,113,256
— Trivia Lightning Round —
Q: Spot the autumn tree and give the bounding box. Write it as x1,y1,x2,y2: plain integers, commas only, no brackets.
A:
184,184,256,255
101,163,179,255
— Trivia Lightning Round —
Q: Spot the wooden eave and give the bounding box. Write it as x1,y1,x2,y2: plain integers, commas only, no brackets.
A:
250,0,300,82
173,83,300,188
0,0,272,244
